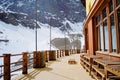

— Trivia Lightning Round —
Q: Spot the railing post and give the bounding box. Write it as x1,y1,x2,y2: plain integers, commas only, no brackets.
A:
33,51,37,68
39,51,46,68
62,50,64,57
60,50,62,57
49,50,56,60
57,50,59,58
46,51,49,62
65,50,69,56
3,54,11,80
22,52,28,74
37,51,41,68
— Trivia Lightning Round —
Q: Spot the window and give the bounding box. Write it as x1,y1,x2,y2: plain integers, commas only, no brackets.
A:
96,15,101,24
97,27,101,50
103,20,109,51
100,24,104,51
109,0,113,13
110,14,116,52
95,0,120,53
116,0,120,6
102,8,107,18
118,9,120,50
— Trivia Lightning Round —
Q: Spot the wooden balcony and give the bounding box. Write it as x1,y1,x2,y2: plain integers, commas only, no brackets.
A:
12,53,94,80
0,49,94,80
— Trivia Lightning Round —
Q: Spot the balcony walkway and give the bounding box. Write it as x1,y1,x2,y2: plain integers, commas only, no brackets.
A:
12,54,94,80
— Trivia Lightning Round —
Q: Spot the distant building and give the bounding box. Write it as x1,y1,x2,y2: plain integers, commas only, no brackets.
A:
81,0,120,59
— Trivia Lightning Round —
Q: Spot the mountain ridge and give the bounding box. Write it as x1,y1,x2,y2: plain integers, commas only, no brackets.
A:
0,0,85,31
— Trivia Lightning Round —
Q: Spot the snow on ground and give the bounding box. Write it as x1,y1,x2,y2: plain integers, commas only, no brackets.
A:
0,21,65,71
0,21,64,55
0,20,84,64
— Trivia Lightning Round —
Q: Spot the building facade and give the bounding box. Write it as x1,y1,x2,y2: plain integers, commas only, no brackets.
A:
82,0,120,59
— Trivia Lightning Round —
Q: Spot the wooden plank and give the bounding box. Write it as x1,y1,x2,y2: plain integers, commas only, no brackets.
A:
84,60,90,66
94,59,120,66
84,65,90,72
106,65,120,77
91,71,101,80
92,65,105,77
107,76,120,80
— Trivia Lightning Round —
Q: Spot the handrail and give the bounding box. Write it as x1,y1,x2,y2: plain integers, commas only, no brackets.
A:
11,54,23,56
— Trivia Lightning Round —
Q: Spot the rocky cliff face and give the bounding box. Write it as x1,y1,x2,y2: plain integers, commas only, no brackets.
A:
0,0,85,31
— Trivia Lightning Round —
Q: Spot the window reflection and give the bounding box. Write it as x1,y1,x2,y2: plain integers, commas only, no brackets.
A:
102,8,106,18
109,0,113,13
118,9,120,49
96,15,101,24
116,0,120,7
97,27,101,50
103,20,108,51
110,14,116,52
100,24,104,51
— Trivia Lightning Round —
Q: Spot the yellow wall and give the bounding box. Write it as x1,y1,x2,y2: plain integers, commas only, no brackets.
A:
86,0,96,15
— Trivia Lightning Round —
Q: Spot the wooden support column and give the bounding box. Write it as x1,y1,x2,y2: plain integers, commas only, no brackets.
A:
84,28,88,53
4,54,11,80
22,52,28,74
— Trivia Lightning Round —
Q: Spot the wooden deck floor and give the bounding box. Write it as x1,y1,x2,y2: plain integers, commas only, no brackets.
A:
12,54,94,80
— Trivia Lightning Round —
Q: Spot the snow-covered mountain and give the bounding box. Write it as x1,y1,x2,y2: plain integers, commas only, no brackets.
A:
0,0,85,30
0,0,85,55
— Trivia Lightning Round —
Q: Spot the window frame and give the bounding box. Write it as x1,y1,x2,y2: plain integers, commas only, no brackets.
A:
95,0,120,53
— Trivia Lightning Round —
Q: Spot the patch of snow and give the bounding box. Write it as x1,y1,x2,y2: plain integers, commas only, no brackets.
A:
17,1,24,7
7,10,28,16
4,2,14,12
75,11,79,14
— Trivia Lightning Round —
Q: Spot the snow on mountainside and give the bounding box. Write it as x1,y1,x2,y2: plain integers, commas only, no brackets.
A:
0,0,85,55
0,21,62,54
0,0,85,30
0,20,83,55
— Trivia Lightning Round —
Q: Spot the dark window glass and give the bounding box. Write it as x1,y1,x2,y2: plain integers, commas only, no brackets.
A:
96,15,101,24
109,0,113,13
116,0,120,6
97,27,101,50
118,9,120,48
110,14,116,52
102,8,106,18
100,24,104,51
103,20,109,51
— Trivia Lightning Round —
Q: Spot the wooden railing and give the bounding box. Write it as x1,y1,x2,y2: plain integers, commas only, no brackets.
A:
0,49,80,80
